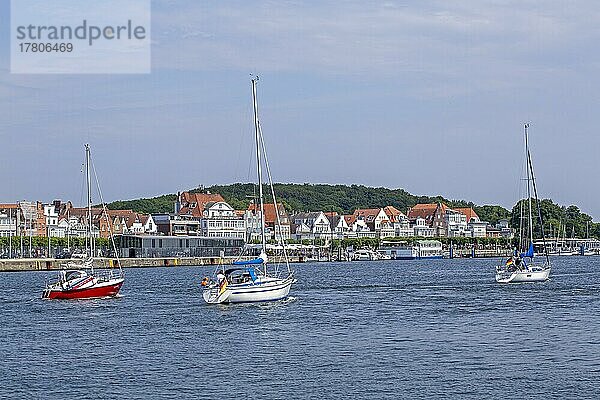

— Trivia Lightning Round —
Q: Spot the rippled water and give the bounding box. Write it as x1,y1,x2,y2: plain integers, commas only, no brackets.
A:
1,257,600,399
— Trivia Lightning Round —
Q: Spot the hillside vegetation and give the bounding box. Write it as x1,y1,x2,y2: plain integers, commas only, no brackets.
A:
106,183,599,238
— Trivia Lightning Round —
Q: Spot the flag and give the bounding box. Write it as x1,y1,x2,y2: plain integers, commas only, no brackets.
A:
219,278,228,295
505,258,514,266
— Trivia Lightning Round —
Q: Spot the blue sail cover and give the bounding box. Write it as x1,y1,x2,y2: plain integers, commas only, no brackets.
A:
233,257,265,266
520,243,535,258
247,267,258,282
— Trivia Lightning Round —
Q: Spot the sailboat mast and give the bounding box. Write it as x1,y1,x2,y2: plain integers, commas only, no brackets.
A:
252,78,267,262
85,144,94,259
524,123,534,246
525,124,551,264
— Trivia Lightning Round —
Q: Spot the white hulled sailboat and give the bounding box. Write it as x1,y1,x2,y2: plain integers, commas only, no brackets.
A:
496,124,551,283
202,78,296,304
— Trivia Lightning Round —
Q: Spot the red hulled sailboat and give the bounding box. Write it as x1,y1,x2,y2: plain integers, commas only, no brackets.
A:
42,144,124,300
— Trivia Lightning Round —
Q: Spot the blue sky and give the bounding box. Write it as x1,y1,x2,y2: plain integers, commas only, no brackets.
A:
1,0,600,218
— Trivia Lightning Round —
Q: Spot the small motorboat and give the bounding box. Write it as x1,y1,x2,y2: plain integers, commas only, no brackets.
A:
353,249,378,261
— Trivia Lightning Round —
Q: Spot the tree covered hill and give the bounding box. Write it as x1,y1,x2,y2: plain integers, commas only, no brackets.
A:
105,183,508,222
105,183,599,237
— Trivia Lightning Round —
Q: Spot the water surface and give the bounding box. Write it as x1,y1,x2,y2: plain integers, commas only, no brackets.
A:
1,257,599,399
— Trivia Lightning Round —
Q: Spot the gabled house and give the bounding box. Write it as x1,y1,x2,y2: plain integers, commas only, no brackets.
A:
455,207,480,224
454,207,488,238
175,191,225,220
454,207,486,238
407,203,449,236
201,201,245,239
383,206,412,237
325,212,350,239
343,214,376,238
291,211,331,240
352,208,390,232
142,214,157,234
18,201,46,237
247,202,291,242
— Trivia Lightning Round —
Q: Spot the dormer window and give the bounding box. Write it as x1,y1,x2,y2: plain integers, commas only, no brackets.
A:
190,202,197,208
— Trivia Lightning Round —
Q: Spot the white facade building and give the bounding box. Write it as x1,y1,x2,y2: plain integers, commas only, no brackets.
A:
412,217,435,237
201,201,246,239
446,210,470,237
291,212,332,240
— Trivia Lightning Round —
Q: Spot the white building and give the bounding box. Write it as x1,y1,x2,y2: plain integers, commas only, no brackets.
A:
497,219,514,239
327,214,350,239
446,209,470,237
44,203,61,237
0,205,19,237
201,201,246,239
412,217,435,237
291,212,332,240
469,220,488,238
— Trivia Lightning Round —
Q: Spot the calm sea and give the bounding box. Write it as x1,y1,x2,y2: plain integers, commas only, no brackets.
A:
1,257,599,399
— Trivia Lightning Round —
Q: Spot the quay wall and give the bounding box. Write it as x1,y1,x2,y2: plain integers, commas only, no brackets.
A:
0,256,301,272
0,250,514,272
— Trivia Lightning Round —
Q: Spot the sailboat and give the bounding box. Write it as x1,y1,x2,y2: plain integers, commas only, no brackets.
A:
42,144,124,299
202,77,296,304
496,124,551,283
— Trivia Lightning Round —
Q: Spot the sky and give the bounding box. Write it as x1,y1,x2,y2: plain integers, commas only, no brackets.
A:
1,0,599,219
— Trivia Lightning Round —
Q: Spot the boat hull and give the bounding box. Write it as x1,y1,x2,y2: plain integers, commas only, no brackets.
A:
203,276,294,304
496,267,550,283
43,278,124,299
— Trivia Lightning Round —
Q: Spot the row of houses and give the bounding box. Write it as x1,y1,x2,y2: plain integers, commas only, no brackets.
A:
0,201,156,239
289,203,512,240
159,192,513,241
0,192,514,243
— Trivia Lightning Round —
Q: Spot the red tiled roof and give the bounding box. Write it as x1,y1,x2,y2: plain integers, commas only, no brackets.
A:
247,203,286,225
344,214,356,225
383,206,405,222
179,192,225,217
0,203,19,209
353,208,382,220
407,203,437,220
407,203,447,221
